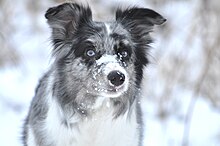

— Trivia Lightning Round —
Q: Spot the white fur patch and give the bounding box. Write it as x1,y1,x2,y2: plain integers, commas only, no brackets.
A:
45,97,79,146
96,54,118,65
105,23,112,35
76,104,139,146
27,127,36,146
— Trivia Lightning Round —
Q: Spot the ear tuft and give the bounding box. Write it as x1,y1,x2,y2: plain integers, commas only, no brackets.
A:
45,3,92,46
45,3,70,19
116,7,166,42
116,7,166,26
45,3,92,24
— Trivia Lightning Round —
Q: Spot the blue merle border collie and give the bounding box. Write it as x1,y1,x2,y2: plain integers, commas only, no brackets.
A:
23,2,165,146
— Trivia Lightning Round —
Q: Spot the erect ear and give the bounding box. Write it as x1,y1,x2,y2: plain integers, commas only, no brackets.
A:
45,3,92,47
116,7,166,36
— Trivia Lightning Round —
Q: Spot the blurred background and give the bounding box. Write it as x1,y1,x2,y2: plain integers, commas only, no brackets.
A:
0,0,219,145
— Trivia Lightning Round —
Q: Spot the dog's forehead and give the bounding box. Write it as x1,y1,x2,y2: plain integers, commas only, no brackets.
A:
88,22,129,45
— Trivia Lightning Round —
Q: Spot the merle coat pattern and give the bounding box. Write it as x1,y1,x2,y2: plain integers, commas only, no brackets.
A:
23,2,165,146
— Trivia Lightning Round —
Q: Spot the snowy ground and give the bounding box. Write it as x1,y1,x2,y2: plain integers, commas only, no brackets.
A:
0,0,220,146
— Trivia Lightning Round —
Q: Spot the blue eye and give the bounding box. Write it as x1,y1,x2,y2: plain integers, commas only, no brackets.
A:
86,49,96,57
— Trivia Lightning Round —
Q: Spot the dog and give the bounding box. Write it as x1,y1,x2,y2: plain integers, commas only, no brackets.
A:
22,2,165,146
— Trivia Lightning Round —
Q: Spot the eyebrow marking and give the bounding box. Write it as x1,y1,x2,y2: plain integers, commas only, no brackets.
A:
110,33,126,40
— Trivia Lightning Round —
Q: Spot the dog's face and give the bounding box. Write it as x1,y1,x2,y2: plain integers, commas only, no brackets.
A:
46,3,165,112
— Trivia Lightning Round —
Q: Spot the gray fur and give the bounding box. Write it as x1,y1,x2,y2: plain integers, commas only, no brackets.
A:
23,2,165,146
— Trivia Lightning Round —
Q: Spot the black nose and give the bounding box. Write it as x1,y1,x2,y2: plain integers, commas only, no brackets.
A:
107,71,125,86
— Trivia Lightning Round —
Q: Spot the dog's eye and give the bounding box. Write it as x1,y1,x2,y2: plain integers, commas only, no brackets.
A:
118,50,128,58
86,49,96,57
120,51,128,58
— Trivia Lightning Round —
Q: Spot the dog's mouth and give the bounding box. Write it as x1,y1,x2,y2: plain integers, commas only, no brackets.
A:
104,85,124,93
91,71,129,98
92,84,128,98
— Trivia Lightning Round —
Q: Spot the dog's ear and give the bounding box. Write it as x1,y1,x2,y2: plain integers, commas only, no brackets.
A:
116,7,166,37
45,3,92,47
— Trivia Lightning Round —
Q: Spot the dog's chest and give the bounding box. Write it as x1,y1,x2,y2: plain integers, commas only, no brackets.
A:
75,110,139,146
45,101,139,146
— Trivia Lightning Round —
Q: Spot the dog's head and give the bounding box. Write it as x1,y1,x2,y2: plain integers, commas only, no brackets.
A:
46,3,165,113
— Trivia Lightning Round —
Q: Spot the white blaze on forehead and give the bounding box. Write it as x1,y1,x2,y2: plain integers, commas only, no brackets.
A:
105,23,112,35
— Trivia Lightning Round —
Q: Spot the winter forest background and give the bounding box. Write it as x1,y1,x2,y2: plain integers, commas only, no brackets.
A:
0,0,220,145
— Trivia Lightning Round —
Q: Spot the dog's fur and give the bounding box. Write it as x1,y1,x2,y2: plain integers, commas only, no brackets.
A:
22,2,165,146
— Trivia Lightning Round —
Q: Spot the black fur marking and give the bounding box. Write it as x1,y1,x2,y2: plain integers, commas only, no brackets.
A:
110,33,127,40
134,46,149,87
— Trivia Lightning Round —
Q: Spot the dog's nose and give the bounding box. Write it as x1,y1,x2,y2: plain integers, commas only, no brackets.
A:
107,71,125,86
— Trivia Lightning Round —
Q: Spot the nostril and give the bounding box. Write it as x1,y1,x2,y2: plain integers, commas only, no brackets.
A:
107,71,125,86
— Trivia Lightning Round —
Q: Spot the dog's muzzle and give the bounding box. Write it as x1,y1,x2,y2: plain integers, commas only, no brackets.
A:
93,55,129,97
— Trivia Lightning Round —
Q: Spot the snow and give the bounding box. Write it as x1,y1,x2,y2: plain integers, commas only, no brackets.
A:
142,97,220,146
96,55,118,65
0,0,219,146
